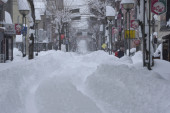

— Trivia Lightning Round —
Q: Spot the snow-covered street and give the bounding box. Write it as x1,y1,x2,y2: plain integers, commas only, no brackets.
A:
0,48,170,113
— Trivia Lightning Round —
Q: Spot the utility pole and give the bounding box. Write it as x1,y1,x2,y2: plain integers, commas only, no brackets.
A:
148,0,152,70
143,0,146,67
66,22,69,52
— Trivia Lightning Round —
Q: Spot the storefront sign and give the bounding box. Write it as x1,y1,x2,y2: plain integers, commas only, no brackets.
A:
151,0,167,15
124,30,136,39
15,24,22,35
131,20,139,29
4,24,16,35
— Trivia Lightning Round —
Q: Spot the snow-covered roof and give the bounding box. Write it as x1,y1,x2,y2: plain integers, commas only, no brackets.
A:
5,11,12,24
121,0,134,4
106,6,115,17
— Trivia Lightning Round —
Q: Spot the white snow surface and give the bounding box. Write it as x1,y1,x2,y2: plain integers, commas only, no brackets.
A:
0,49,170,113
1,0,8,3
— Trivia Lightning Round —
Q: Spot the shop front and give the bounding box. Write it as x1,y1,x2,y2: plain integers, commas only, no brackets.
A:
162,34,170,62
0,28,5,63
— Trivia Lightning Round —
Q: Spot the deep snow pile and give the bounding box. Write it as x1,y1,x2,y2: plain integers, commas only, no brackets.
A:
0,49,170,113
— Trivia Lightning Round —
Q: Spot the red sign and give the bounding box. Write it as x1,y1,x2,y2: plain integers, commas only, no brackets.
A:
15,24,22,35
151,0,167,15
134,40,140,46
61,34,64,40
112,27,118,34
131,20,139,29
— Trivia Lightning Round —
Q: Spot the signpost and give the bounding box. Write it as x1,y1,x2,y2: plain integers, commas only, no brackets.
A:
151,0,167,15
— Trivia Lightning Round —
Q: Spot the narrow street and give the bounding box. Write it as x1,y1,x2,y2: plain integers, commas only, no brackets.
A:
0,0,170,113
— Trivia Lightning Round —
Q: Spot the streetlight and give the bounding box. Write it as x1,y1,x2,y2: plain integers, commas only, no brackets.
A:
35,19,41,56
106,6,115,55
121,0,134,56
19,9,30,57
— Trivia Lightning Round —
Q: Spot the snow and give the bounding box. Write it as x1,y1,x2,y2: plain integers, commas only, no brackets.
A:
1,0,8,3
154,44,162,58
0,47,170,113
121,0,134,4
77,40,89,54
106,6,115,17
5,11,12,24
153,32,158,37
153,15,159,21
18,0,30,11
166,19,170,27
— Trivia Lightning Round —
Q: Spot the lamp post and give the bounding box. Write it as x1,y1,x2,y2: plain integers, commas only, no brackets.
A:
121,0,134,56
35,19,41,56
106,6,115,55
19,9,30,57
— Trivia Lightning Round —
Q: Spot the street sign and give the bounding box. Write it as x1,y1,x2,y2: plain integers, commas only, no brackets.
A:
15,24,22,35
4,24,16,35
151,0,167,15
21,26,27,35
131,20,139,29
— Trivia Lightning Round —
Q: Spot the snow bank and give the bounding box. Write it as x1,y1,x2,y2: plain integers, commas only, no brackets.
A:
0,50,170,113
85,63,170,113
152,59,170,81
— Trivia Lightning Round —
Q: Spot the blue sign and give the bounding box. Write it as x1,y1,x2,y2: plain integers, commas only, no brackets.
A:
21,26,27,35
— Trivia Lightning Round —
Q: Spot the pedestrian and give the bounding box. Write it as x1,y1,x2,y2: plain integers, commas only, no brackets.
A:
118,47,124,58
115,50,119,57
